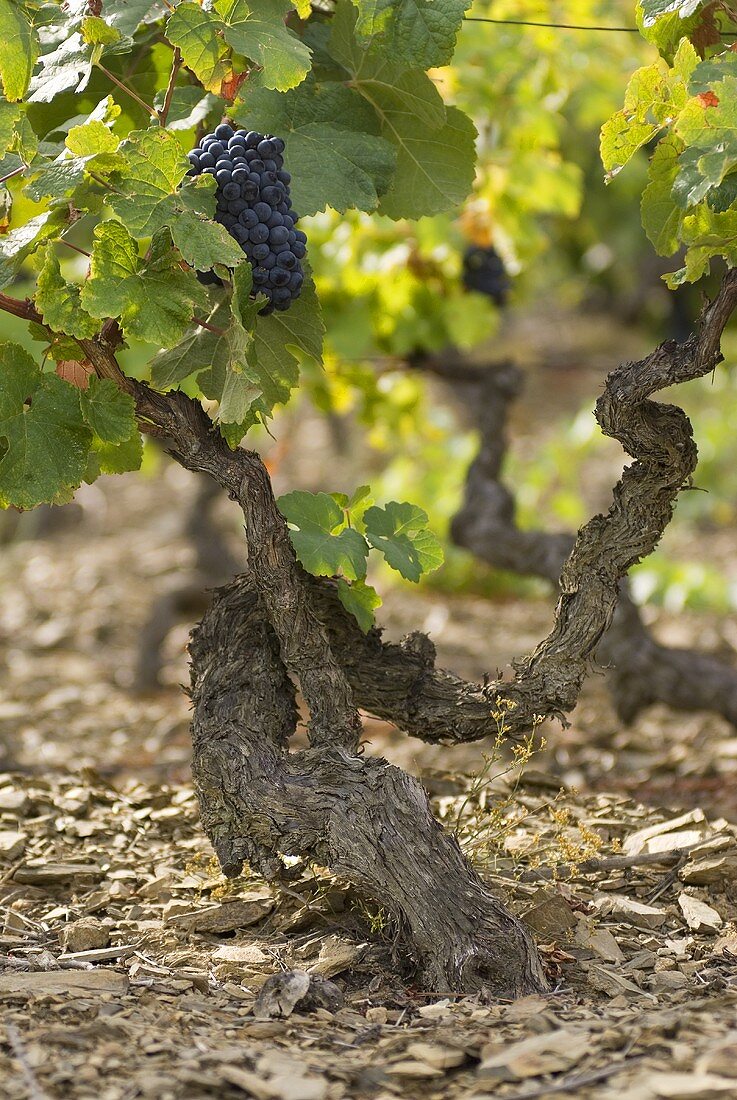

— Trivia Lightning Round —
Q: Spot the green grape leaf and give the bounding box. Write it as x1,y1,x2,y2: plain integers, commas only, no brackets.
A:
234,81,396,214
79,376,137,444
690,54,737,96
92,431,143,476
0,209,69,289
600,109,660,178
165,1,231,93
108,130,232,267
641,134,683,255
104,0,162,37
336,577,382,632
672,78,737,209
35,247,99,339
0,343,92,509
171,209,246,270
352,0,470,69
636,1,714,57
28,33,94,104
81,221,208,347
330,2,475,217
278,489,369,579
196,311,261,425
377,103,476,219
81,15,122,46
107,128,190,237
66,120,120,157
25,104,122,204
667,204,737,287
600,44,697,178
217,0,312,91
149,325,211,389
248,269,324,424
363,500,443,581
640,0,708,22
0,0,38,101
10,111,36,164
0,100,21,156
331,483,374,526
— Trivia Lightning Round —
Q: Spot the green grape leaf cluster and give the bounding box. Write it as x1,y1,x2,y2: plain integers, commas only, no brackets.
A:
0,344,141,509
277,486,443,631
234,0,476,217
603,20,737,285
166,0,312,93
0,0,478,542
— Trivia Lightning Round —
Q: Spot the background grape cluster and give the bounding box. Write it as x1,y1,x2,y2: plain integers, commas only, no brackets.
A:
462,245,510,307
186,124,307,315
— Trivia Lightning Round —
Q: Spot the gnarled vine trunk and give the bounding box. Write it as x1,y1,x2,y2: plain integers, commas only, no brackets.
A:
73,270,737,997
189,578,546,996
437,356,737,727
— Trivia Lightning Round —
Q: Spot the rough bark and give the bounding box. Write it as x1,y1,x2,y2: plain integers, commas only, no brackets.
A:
441,353,737,727
190,577,547,996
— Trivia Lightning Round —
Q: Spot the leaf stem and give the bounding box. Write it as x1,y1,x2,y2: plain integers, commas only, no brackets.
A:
159,47,183,127
59,240,91,258
194,315,226,336
0,164,27,186
96,63,159,119
88,171,122,194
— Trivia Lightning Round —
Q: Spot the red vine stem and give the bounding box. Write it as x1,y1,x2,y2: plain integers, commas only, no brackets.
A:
159,47,183,127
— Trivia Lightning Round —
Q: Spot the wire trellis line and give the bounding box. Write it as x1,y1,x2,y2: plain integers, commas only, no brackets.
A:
465,17,637,31
463,15,737,35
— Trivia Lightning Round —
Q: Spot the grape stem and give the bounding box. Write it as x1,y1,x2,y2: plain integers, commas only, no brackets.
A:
158,48,183,128
96,64,158,120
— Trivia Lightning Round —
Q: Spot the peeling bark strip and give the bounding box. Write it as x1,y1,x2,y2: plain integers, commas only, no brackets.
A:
189,577,548,997
446,357,737,727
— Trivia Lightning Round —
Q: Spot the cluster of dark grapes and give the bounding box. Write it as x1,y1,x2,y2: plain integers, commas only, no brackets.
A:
462,245,509,308
186,123,306,315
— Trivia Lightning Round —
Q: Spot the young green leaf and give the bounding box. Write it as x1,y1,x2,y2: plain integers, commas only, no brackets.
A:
278,489,370,579
336,577,382,632
217,0,312,91
107,129,190,238
81,221,208,347
0,343,92,509
35,247,100,340
363,501,443,581
165,1,231,93
79,376,138,445
0,0,38,101
352,0,471,70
